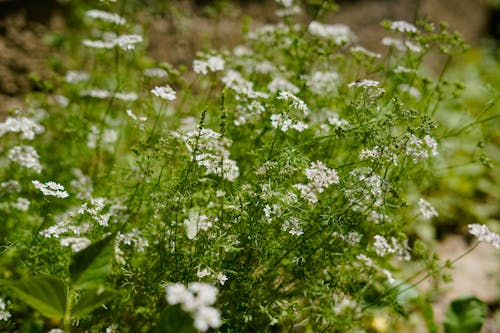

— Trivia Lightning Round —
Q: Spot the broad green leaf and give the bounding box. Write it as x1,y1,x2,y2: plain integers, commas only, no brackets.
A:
1,276,66,319
72,287,118,318
70,233,116,289
444,295,487,333
154,304,196,333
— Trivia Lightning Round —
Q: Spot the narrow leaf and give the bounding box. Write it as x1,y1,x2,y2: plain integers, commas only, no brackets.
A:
2,276,66,319
420,297,438,333
70,233,116,289
154,304,196,333
72,287,118,318
444,295,487,333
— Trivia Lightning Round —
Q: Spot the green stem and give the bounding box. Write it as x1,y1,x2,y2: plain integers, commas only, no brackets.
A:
64,286,73,333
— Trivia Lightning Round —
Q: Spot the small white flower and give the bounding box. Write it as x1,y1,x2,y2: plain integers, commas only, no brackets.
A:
390,20,418,33
116,34,143,51
7,145,43,173
151,85,176,101
193,306,221,332
348,79,380,88
32,180,69,198
166,283,194,305
193,55,225,75
60,237,91,252
418,198,438,219
65,70,90,83
217,273,228,285
468,224,500,249
11,197,30,211
308,21,356,45
85,9,126,25
144,67,168,78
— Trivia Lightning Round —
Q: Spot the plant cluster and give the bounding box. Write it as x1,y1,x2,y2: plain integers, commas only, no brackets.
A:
0,0,498,332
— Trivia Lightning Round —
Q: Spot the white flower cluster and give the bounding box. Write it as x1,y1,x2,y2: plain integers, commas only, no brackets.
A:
175,128,239,181
333,231,362,246
468,224,500,249
268,77,299,94
143,67,168,78
70,168,94,200
405,134,438,162
270,113,308,132
65,70,90,83
32,180,69,198
197,268,228,286
346,168,385,209
373,235,410,260
308,21,356,45
193,55,225,75
277,91,309,115
60,236,91,252
0,298,11,321
381,37,422,53
151,85,176,101
418,198,438,219
275,0,301,17
306,70,339,95
350,45,382,59
390,20,418,34
11,197,30,211
87,125,118,151
115,228,149,264
359,145,398,166
184,210,216,239
83,33,143,51
348,79,380,89
165,282,221,332
80,89,138,101
0,116,44,140
222,70,268,100
294,161,339,204
282,216,304,236
85,9,126,25
333,295,358,315
7,145,43,173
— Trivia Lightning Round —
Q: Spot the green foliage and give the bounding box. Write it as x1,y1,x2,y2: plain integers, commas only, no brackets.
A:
70,232,116,289
1,276,67,319
0,0,498,332
444,295,487,333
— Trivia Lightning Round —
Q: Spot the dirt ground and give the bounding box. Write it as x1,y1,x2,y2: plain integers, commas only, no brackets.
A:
0,0,498,331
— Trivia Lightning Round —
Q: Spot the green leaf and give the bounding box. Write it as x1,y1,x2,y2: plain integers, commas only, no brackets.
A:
70,233,116,289
154,304,196,333
1,276,66,319
72,287,118,318
420,297,438,333
444,295,487,333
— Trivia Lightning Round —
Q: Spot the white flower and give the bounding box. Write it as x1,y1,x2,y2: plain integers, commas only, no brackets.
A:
348,79,380,88
32,180,69,198
193,55,225,75
143,67,168,78
217,273,228,285
7,145,43,173
0,298,11,321
184,212,214,239
282,217,304,236
193,306,221,332
47,329,64,333
85,9,126,25
115,34,143,51
418,198,438,219
114,92,138,102
166,283,194,305
80,89,112,99
151,85,176,101
308,21,356,45
197,268,211,278
390,20,418,33
468,224,500,249
60,237,91,252
65,70,90,83
0,116,44,140
11,197,30,211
